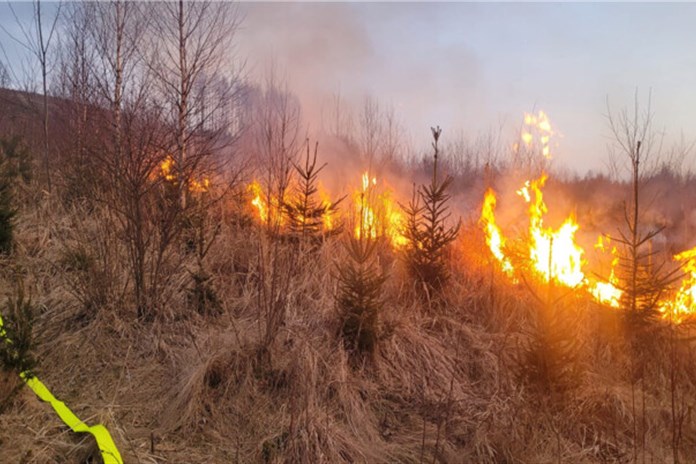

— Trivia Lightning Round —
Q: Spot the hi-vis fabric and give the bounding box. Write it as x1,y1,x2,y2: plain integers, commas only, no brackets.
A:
0,314,123,464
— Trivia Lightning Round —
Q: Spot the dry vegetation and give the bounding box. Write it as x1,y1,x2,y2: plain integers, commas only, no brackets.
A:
1,3,696,464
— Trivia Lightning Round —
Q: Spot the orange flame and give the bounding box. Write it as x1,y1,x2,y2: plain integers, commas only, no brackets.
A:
588,236,622,308
246,180,336,232
518,174,585,287
157,156,211,193
480,174,585,288
522,110,554,160
160,157,176,182
355,172,378,240
318,183,335,231
190,178,211,193
480,188,513,276
247,180,270,224
482,110,696,320
353,171,407,247
659,247,696,323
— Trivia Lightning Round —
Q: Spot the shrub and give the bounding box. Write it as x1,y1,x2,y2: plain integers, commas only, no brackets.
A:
0,280,36,412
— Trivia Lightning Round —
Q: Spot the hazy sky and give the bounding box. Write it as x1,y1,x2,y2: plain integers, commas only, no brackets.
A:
237,2,696,174
2,2,696,174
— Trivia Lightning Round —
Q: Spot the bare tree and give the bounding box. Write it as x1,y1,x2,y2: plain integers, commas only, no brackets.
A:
327,89,355,141
252,73,302,230
358,96,384,169
606,91,676,323
605,90,682,464
53,4,98,197
81,1,165,319
247,73,302,364
148,0,241,209
1,1,62,191
381,104,403,163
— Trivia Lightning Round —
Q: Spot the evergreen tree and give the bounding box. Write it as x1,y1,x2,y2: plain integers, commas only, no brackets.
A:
402,127,460,297
611,142,679,329
336,234,386,358
0,280,36,412
283,140,343,243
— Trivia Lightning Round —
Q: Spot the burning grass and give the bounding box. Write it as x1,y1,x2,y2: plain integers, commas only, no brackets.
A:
2,111,696,463
480,170,696,323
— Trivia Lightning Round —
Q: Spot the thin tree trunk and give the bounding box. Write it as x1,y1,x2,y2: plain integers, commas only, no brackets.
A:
177,0,188,209
37,0,51,192
631,142,641,314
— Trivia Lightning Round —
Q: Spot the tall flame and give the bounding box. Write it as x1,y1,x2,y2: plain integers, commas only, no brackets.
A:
355,172,378,240
518,174,585,287
318,183,335,231
480,174,586,288
479,110,696,322
248,180,270,224
480,188,513,276
589,236,622,308
659,246,696,323
353,171,407,247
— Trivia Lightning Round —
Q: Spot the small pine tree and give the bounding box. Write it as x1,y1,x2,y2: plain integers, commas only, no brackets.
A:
336,232,387,359
0,282,35,376
402,127,460,296
283,140,343,243
607,141,680,332
0,137,32,183
0,280,36,412
517,296,583,399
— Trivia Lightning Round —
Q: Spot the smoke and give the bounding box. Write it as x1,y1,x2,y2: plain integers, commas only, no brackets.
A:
235,3,696,259
236,3,484,150
237,3,373,133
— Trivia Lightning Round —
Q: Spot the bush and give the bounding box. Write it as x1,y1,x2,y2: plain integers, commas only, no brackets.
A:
0,280,36,412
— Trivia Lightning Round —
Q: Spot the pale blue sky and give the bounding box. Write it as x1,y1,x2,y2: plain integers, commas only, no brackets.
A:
2,2,696,174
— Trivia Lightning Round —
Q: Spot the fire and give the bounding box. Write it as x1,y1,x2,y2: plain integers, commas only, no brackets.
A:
588,236,622,308
522,110,554,159
387,205,408,248
355,173,378,240
247,180,270,224
190,178,211,193
318,184,335,231
480,174,586,287
480,109,696,322
480,188,513,276
353,171,407,247
160,157,176,182
518,174,585,287
157,156,211,193
659,247,696,323
246,179,337,232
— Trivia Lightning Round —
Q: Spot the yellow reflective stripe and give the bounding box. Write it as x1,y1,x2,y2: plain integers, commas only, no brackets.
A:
21,375,123,464
1,315,123,464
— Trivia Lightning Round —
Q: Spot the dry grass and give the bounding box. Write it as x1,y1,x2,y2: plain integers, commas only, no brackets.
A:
1,185,695,464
